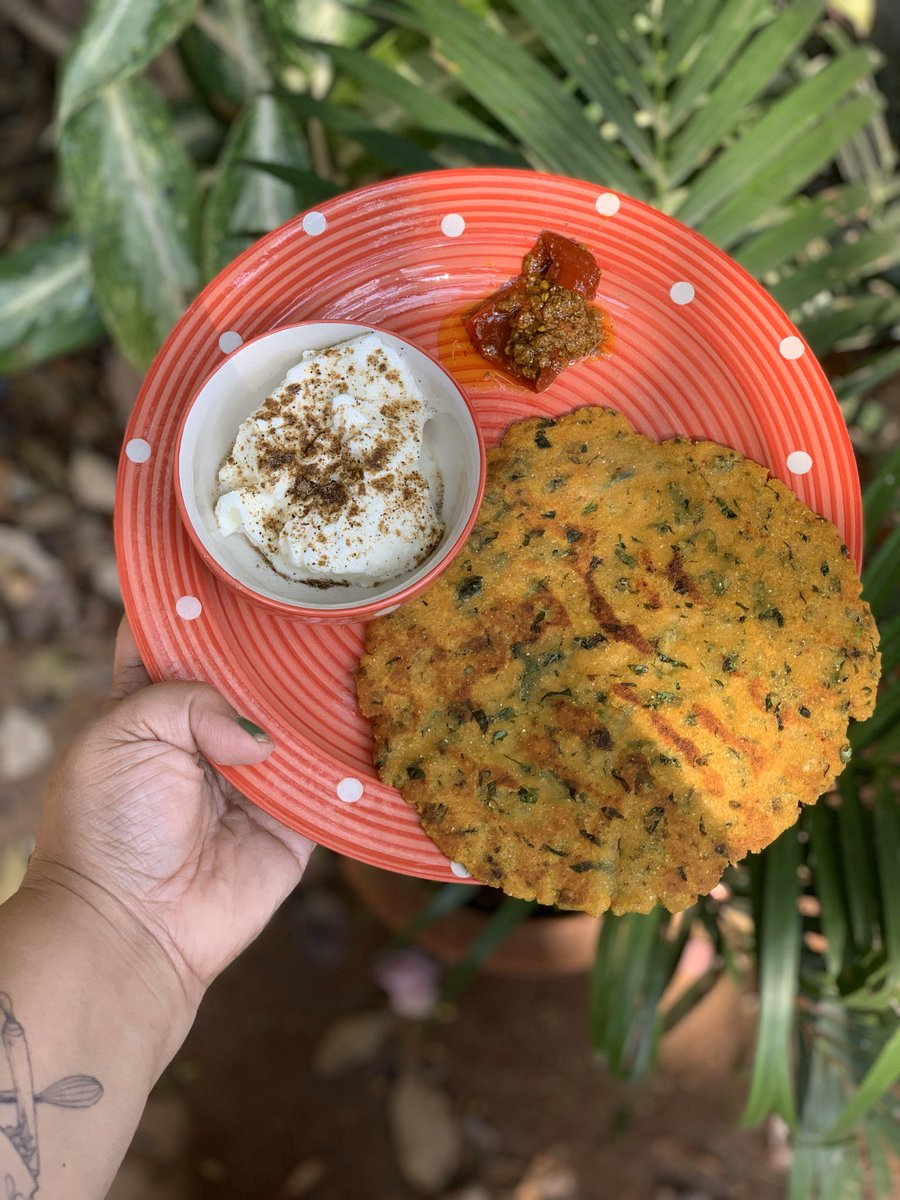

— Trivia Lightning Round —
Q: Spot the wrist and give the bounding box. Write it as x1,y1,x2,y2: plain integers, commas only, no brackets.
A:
15,859,201,1079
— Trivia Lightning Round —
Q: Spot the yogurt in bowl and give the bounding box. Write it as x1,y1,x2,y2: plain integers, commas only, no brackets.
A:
175,322,485,623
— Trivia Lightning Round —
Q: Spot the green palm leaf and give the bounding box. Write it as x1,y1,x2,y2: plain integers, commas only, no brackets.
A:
743,829,802,1127
508,0,659,181
381,0,648,193
667,0,823,184
664,0,722,80
298,36,513,147
699,94,880,247
734,184,870,277
771,229,900,315
667,0,772,129
680,50,877,229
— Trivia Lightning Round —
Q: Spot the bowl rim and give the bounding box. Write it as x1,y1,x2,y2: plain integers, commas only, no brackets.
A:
173,319,487,619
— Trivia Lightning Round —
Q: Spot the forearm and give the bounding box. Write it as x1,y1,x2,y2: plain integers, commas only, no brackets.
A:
0,873,199,1199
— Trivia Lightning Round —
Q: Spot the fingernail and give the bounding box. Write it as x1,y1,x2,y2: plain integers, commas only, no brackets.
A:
235,716,273,743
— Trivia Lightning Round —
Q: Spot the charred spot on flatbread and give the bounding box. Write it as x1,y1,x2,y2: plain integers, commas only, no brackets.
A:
356,407,880,915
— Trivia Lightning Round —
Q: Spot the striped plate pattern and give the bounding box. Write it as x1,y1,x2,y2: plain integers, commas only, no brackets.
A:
115,168,862,881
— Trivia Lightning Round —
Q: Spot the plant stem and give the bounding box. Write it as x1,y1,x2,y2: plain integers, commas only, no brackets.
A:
306,116,334,182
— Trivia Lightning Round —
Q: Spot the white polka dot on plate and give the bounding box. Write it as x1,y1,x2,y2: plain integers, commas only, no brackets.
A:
218,330,243,354
125,438,151,463
302,211,327,236
779,335,805,360
786,450,813,476
669,281,695,305
336,777,364,804
595,192,620,216
441,213,466,238
175,595,202,620
450,861,471,879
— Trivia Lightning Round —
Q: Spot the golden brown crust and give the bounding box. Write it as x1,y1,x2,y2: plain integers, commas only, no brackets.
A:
356,407,880,915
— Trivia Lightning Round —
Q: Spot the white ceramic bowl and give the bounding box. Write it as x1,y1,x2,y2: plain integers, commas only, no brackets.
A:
174,321,486,622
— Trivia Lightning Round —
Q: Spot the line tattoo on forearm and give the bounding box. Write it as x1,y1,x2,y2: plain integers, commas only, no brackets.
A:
0,993,102,1199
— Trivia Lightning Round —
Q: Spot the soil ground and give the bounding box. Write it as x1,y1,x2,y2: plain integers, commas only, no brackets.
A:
116,853,788,1200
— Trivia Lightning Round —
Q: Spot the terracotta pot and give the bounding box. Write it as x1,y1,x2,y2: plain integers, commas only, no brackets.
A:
340,858,601,977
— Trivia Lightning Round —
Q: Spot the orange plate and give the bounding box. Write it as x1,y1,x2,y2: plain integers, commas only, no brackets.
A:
115,168,862,882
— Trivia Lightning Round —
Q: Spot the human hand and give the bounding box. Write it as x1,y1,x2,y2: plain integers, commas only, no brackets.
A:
24,618,314,1016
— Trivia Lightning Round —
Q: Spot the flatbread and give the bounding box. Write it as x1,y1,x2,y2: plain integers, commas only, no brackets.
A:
356,407,880,914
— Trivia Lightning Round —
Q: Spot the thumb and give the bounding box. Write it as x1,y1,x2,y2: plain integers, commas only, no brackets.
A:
105,680,275,767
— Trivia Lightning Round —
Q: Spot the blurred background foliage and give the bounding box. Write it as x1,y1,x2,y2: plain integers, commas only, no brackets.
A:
0,0,897,1196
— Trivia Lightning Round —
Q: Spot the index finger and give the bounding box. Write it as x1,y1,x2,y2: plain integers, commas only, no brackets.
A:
109,615,152,700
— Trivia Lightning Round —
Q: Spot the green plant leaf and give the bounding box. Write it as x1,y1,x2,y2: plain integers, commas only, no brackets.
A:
667,0,823,185
667,0,771,130
203,93,311,278
800,294,900,358
836,773,878,956
678,47,876,230
842,967,897,1014
664,0,723,82
508,0,659,181
875,612,900,677
862,525,900,618
556,0,655,104
735,185,869,278
179,0,271,113
835,342,900,413
824,1024,900,1142
822,21,896,202
286,91,441,172
865,1117,899,1197
863,445,900,546
769,230,900,314
441,896,536,1000
58,0,199,126
791,1034,863,1200
264,0,374,60
808,804,849,979
0,230,106,371
392,881,476,947
383,0,647,195
60,77,201,370
299,36,510,145
872,776,900,993
240,162,341,203
593,909,665,1077
869,707,900,759
850,677,900,754
591,907,695,1080
299,36,525,167
660,963,721,1033
170,98,228,165
743,829,802,1127
699,93,880,248
634,914,706,1074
